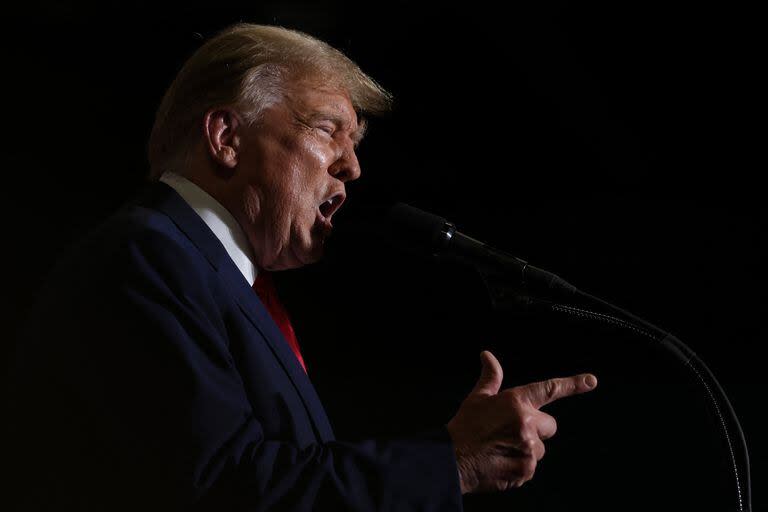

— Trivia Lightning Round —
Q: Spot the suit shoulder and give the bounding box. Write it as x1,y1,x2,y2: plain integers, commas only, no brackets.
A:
105,202,197,254
47,202,212,297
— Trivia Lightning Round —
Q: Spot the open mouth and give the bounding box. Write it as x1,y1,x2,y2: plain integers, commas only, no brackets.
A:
318,193,345,222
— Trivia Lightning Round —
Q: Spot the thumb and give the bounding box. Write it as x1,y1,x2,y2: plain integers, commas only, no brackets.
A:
470,350,503,396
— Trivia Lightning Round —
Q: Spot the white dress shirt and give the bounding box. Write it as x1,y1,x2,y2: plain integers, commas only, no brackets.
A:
159,171,258,286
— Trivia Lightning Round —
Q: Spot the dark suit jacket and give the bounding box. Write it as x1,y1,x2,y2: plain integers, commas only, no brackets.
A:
8,182,463,511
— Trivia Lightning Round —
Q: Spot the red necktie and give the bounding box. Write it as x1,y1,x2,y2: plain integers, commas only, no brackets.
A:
252,271,307,373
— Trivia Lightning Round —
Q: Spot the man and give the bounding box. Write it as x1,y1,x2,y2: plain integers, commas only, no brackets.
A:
9,24,597,510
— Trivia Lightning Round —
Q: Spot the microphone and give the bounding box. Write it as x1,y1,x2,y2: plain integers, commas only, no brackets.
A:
383,203,752,511
386,203,578,299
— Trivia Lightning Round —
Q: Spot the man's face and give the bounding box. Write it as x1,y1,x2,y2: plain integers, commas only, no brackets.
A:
232,80,364,271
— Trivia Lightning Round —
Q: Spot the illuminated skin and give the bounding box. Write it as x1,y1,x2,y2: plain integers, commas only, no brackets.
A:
186,78,598,495
193,78,365,271
448,351,597,493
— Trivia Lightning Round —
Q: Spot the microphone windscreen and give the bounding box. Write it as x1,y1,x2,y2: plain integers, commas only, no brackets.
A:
386,203,449,252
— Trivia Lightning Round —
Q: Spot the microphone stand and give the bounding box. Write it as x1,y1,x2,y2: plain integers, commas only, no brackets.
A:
466,257,752,512
375,201,750,509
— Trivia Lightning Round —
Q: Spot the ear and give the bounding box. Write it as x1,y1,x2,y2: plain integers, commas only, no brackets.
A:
203,107,243,169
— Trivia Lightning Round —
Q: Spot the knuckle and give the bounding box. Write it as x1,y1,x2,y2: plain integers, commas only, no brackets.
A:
523,414,541,436
504,389,524,408
521,412,536,428
522,457,537,480
520,438,537,455
545,379,558,401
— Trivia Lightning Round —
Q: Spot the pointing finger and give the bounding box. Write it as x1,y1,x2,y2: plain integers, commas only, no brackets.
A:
518,373,597,409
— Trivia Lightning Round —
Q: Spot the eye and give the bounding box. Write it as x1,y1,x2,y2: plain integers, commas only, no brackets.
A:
317,123,335,136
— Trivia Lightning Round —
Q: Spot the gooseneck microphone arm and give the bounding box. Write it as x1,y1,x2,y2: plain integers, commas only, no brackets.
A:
388,203,751,512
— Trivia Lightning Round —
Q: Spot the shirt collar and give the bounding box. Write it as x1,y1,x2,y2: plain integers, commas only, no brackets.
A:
159,171,258,286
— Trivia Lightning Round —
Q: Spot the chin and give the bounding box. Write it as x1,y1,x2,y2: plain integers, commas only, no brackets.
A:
296,247,324,267
270,244,323,271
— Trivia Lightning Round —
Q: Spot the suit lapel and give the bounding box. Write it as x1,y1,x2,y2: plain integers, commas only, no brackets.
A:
136,181,334,441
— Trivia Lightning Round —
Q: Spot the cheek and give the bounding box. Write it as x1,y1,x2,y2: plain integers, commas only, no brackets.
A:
295,134,336,173
251,133,335,215
281,140,336,204
242,188,260,224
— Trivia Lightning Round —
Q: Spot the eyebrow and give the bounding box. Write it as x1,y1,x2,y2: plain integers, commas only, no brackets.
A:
352,118,368,147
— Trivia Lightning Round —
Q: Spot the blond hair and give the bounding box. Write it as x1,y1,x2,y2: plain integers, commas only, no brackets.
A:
147,24,391,179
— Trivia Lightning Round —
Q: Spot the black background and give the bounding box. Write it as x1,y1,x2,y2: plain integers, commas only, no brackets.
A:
3,1,764,510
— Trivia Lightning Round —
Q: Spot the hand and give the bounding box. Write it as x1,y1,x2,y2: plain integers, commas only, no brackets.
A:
446,351,597,494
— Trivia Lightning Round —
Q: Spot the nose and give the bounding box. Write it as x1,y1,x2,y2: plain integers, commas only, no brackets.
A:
328,145,361,183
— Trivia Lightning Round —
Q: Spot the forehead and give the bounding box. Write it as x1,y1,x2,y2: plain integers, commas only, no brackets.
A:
283,81,359,126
